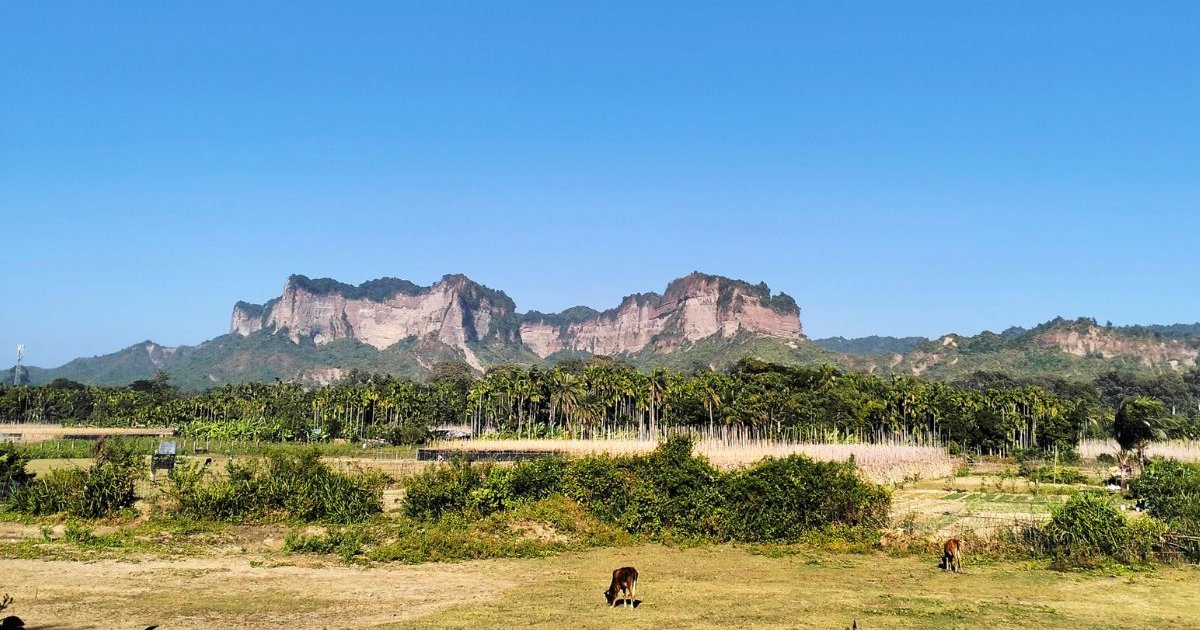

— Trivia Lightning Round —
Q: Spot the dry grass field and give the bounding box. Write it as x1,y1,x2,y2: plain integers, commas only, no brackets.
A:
2,544,1198,629
429,438,957,484
0,424,175,443
5,439,1198,629
1079,439,1200,462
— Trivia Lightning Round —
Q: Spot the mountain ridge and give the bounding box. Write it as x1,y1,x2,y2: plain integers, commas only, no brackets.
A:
8,273,1200,390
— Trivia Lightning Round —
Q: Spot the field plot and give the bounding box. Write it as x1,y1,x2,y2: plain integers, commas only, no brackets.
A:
891,485,1066,538
2,545,1198,630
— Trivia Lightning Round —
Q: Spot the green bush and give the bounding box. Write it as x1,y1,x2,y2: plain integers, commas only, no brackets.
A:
1129,458,1200,532
1044,492,1130,561
7,438,141,518
1018,460,1087,485
284,526,369,561
168,448,384,523
719,455,890,542
560,436,723,537
403,436,892,544
483,456,568,509
0,443,33,501
403,458,488,520
9,468,84,515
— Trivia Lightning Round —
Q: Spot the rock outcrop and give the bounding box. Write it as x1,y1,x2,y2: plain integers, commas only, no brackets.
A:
519,273,803,357
231,271,804,360
1035,323,1199,368
231,274,519,353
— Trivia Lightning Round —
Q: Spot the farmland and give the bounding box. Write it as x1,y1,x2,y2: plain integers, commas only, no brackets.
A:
1,434,1198,629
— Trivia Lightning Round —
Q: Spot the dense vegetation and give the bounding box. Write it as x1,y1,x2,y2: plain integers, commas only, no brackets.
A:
167,448,385,523
403,436,889,542
1130,458,1200,535
6,438,142,518
4,357,1199,453
811,335,928,355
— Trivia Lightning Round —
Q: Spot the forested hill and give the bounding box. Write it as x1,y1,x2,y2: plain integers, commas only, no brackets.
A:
811,335,927,355
8,284,1200,394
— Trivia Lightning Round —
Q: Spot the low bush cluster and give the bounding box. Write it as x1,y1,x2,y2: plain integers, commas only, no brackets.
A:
1129,458,1200,533
167,448,385,523
6,438,141,518
1038,492,1171,565
0,443,33,502
289,494,631,565
718,455,889,541
1018,460,1087,485
403,436,890,543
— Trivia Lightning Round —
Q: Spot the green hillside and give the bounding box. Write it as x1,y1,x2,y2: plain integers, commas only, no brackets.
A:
15,316,1200,391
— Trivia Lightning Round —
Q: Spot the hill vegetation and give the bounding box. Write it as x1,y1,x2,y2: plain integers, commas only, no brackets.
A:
5,356,1199,453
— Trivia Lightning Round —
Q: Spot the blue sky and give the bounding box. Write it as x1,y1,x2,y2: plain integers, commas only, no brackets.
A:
2,1,1198,367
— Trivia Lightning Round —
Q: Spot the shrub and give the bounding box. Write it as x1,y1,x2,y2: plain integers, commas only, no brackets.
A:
1129,458,1200,532
1044,492,1129,561
483,456,568,509
168,448,384,523
1057,449,1082,466
404,436,892,544
7,438,141,518
403,458,488,520
284,526,369,561
0,443,33,502
718,455,890,542
1018,461,1087,485
560,436,723,537
9,468,84,515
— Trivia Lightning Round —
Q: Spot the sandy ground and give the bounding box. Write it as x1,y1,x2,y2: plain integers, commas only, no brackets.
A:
1,553,520,630
4,545,1198,630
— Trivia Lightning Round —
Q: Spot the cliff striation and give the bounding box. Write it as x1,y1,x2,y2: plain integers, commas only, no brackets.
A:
519,272,802,357
231,271,804,360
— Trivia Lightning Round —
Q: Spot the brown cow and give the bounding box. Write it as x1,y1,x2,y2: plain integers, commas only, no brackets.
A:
942,538,962,573
604,567,638,608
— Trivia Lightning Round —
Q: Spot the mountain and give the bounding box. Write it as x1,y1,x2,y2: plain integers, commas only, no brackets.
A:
13,272,1200,390
230,271,802,369
18,272,805,389
891,317,1200,381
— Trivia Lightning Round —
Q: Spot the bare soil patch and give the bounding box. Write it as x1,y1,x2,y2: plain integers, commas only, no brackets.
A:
1,553,520,629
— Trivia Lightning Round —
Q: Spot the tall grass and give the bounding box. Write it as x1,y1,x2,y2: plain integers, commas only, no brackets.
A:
430,437,956,484
1079,439,1200,462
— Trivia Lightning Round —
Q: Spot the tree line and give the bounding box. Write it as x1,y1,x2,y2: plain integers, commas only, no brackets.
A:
1,357,1197,453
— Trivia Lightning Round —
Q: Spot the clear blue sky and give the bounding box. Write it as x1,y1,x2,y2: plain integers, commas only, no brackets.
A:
2,1,1198,368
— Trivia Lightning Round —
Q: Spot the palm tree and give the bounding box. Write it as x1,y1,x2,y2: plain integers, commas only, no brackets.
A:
1113,396,1169,483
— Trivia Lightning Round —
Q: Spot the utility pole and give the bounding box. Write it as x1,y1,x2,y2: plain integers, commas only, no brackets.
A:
13,344,24,385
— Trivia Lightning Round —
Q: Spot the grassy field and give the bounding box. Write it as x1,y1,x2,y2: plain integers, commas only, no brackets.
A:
5,440,1197,629
2,544,1197,629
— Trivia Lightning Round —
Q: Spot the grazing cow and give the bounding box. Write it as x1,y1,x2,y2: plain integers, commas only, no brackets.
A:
604,567,638,608
942,538,962,573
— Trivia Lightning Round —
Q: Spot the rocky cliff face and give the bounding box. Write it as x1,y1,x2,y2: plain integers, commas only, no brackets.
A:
518,272,803,357
231,271,804,362
231,275,518,366
1035,324,1199,368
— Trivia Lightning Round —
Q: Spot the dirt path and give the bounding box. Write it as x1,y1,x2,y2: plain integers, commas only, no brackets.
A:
1,554,520,630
